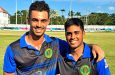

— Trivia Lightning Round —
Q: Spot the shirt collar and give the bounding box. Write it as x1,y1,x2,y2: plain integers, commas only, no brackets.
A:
20,32,53,48
44,34,53,43
82,43,92,58
66,43,92,61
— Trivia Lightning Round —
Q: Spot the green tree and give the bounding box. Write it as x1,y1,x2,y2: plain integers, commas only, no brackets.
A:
50,9,60,25
10,10,28,24
60,9,65,24
110,14,115,25
75,12,81,17
20,10,28,24
88,13,111,25
60,9,65,18
68,10,74,18
10,16,16,24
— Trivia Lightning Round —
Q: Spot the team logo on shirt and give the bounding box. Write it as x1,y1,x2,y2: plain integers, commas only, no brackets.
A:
80,65,90,75
45,48,53,58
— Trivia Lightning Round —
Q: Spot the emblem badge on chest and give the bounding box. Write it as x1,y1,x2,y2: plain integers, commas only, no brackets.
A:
44,48,53,58
80,65,90,75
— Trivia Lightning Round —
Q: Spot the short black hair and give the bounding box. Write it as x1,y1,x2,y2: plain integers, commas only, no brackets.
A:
64,18,84,31
29,1,50,18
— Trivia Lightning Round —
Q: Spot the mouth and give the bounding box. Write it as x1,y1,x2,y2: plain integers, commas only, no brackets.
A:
33,27,45,32
35,28,42,32
70,40,77,45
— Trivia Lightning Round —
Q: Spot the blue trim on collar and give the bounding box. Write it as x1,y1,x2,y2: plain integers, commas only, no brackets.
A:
66,54,75,61
82,43,92,58
44,34,53,43
66,43,92,61
20,32,53,48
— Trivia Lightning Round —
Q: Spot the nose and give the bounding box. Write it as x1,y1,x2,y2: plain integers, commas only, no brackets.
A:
36,21,42,27
71,33,75,39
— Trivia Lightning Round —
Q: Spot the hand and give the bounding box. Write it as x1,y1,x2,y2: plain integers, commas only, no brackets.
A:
91,44,105,62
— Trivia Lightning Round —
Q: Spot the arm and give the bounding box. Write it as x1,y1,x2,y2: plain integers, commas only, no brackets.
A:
58,38,70,57
3,46,16,75
3,72,14,75
89,44,105,62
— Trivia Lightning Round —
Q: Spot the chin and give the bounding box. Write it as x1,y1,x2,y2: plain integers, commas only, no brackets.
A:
35,34,42,37
36,32,45,37
70,44,79,49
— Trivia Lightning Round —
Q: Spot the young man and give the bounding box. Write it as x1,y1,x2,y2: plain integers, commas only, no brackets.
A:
3,1,104,75
58,18,111,75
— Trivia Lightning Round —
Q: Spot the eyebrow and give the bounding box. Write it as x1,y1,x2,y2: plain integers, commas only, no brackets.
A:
66,31,79,33
31,18,48,21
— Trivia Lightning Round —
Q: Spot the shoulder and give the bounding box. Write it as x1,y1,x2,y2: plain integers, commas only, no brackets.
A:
5,39,20,57
10,39,20,48
9,32,27,48
4,38,20,53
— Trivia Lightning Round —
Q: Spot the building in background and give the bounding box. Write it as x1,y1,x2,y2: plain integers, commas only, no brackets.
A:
0,7,10,25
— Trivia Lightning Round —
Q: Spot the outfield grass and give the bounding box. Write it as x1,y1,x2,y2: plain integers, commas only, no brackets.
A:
0,30,115,74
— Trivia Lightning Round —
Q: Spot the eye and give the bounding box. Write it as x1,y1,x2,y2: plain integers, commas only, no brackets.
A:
74,31,79,35
31,18,38,22
41,19,48,23
66,32,71,36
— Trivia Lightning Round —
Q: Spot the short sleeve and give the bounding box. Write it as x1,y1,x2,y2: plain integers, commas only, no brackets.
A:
96,58,111,75
3,45,16,73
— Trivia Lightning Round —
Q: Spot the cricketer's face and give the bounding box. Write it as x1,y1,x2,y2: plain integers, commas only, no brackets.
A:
65,25,85,49
28,10,50,37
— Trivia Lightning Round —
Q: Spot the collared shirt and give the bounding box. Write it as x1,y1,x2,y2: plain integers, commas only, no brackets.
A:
3,32,69,74
66,43,111,75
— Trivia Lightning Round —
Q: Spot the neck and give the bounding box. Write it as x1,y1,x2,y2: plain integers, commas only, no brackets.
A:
71,43,84,61
26,32,44,50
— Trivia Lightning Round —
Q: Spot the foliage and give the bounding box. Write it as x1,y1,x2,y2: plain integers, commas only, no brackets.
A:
50,16,66,25
10,10,28,24
68,10,75,18
88,13,115,25
75,12,81,16
110,14,115,25
10,9,115,25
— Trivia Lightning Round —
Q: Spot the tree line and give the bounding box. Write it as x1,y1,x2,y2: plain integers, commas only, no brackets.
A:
10,9,115,25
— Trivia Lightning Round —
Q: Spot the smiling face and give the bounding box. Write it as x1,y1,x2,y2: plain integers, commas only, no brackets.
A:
65,25,85,49
28,10,50,37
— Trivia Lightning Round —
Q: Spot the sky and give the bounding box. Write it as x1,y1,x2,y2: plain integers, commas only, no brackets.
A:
0,0,115,17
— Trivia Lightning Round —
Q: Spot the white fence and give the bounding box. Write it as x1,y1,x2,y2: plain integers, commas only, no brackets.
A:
0,24,115,32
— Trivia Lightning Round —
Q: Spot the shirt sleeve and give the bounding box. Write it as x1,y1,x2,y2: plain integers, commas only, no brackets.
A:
96,58,111,75
3,45,16,73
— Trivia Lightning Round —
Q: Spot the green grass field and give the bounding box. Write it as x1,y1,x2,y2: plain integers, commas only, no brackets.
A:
0,30,115,74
